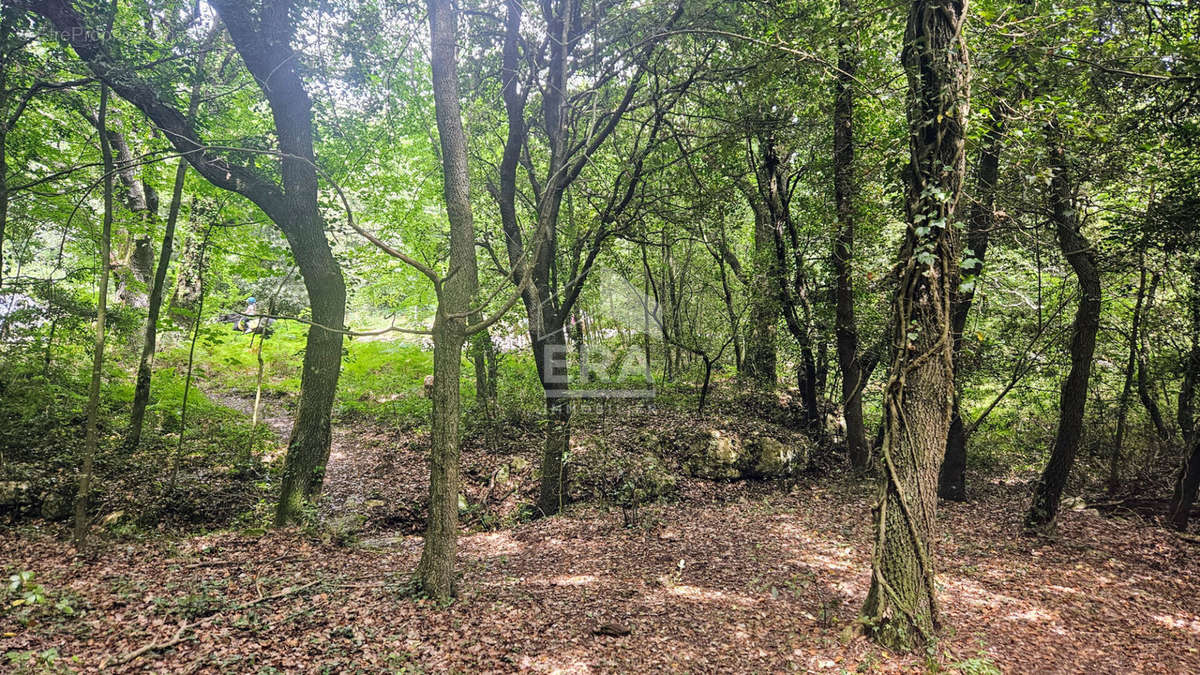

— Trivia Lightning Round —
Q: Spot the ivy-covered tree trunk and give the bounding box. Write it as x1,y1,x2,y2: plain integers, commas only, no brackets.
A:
832,0,869,469
861,0,968,651
744,203,779,387
939,107,1005,501
1025,121,1101,532
169,201,210,328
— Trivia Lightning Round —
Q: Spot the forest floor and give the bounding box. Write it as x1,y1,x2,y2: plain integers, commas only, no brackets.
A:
4,398,1200,673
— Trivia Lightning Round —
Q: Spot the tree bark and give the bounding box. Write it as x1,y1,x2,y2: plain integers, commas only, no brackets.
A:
1135,271,1169,441
415,0,480,601
938,106,1005,501
744,193,779,387
169,200,210,327
861,0,968,651
832,0,868,469
1025,121,1102,532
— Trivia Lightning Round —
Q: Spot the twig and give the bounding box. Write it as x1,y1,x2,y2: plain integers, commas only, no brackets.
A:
103,581,319,667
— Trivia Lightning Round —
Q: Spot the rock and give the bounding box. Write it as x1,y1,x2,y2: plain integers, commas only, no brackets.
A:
592,622,632,637
323,513,366,546
683,430,742,480
39,491,71,521
0,481,30,508
101,510,126,527
748,436,806,478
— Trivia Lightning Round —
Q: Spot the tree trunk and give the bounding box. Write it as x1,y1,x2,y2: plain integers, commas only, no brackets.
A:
170,200,211,328
415,0,479,600
861,0,968,651
1025,122,1102,532
1136,272,1169,441
536,327,571,516
471,327,496,418
125,156,186,451
1168,257,1200,530
832,0,868,469
744,202,779,387
74,82,115,550
1108,263,1148,493
939,106,1005,501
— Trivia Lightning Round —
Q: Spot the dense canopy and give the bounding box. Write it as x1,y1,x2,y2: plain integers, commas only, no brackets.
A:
1,0,1199,670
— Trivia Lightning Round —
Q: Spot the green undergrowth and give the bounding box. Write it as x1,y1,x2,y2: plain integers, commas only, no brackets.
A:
0,344,271,534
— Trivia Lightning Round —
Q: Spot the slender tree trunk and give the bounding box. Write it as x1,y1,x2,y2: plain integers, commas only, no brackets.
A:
832,0,868,469
74,82,115,550
0,12,10,294
1108,263,1148,493
861,0,968,651
125,156,187,451
759,137,820,426
1026,122,1102,532
170,225,211,495
416,0,479,600
1136,271,1169,441
939,107,1005,501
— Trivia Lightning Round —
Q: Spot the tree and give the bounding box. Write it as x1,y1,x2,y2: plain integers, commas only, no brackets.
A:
832,0,868,469
861,0,968,650
487,0,685,515
24,0,349,524
415,0,480,600
938,105,1006,501
1025,120,1101,532
73,74,114,548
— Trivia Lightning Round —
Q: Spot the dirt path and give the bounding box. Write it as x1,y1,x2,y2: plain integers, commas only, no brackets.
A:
204,389,294,441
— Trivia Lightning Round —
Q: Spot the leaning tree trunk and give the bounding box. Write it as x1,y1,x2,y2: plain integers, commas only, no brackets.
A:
861,0,968,652
939,106,1005,501
832,0,869,469
125,156,186,451
1025,122,1101,532
415,0,479,600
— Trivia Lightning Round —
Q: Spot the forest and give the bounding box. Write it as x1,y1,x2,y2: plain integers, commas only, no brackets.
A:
0,0,1198,671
